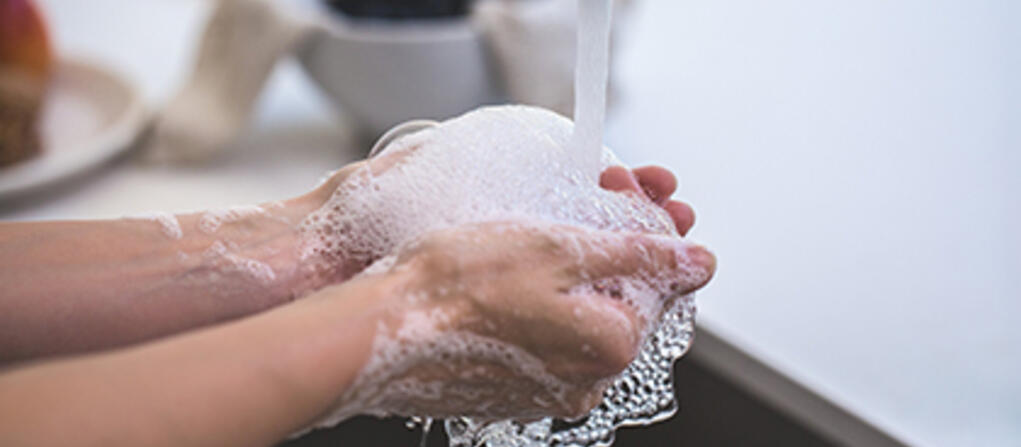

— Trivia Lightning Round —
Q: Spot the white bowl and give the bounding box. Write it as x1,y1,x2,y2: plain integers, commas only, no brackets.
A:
298,13,503,138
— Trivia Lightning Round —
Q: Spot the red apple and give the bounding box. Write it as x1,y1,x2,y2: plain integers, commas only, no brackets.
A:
0,0,52,166
0,0,52,79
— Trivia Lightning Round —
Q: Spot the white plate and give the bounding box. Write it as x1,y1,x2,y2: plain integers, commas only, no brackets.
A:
0,57,148,201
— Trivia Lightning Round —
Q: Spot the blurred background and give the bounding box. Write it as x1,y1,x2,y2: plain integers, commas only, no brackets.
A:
0,0,1018,445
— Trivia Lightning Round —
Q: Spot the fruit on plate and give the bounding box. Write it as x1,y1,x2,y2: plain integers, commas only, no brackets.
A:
0,0,53,167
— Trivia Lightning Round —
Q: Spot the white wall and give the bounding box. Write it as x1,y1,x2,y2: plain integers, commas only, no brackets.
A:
606,1,1019,445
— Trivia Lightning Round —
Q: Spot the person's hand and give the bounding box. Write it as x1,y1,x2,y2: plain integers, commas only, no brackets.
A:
307,158,695,234
321,220,715,420
0,218,714,447
599,165,696,236
291,147,702,292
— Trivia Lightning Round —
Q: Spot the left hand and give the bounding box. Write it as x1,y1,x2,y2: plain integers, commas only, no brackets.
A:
288,152,702,292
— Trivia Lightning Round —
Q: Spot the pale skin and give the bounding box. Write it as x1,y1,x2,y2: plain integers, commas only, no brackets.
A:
0,153,715,446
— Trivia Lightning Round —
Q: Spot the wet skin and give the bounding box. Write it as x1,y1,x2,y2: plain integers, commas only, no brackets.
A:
0,156,715,446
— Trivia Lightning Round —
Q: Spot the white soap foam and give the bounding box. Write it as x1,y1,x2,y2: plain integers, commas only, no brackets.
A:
315,319,577,427
299,2,701,443
297,105,702,445
133,212,183,240
299,106,676,272
198,205,266,234
203,240,277,285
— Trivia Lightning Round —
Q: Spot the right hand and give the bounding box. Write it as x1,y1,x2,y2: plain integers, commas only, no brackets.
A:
329,220,715,420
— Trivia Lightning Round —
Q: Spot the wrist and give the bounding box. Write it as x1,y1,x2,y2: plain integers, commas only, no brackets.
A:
280,187,368,295
210,161,373,303
168,180,362,306
262,269,413,425
167,199,315,304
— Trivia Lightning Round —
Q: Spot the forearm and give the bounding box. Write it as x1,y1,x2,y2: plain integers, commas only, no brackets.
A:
0,274,394,447
0,194,332,363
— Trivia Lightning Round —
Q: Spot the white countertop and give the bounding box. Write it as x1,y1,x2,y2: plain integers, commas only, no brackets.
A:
5,1,1019,445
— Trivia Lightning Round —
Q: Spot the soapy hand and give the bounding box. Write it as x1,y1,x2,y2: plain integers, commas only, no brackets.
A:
0,128,716,447
296,148,701,288
320,219,715,421
286,109,716,421
599,165,696,236
0,165,716,447
311,151,695,235
292,147,716,420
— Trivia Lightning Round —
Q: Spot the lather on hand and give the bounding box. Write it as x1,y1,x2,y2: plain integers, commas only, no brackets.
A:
0,141,714,446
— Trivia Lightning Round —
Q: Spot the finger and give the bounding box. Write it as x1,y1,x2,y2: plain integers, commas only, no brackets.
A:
632,166,677,205
663,200,695,236
599,166,642,194
572,229,716,296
